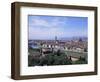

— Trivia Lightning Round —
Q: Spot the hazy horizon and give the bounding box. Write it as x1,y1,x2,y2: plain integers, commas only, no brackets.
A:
28,36,88,40
28,15,88,40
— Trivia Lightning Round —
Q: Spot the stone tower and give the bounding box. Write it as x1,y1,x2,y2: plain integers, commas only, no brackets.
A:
55,36,58,44
55,36,57,41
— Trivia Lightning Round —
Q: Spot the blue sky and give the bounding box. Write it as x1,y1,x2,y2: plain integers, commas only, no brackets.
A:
28,15,88,40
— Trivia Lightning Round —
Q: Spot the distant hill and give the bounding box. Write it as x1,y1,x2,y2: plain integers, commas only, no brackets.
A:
29,36,88,41
59,36,87,41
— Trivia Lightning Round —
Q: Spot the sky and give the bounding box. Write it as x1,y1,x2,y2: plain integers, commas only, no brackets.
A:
28,15,88,40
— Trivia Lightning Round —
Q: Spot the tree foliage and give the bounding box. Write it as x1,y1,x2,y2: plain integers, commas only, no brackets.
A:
28,49,87,66
28,49,72,66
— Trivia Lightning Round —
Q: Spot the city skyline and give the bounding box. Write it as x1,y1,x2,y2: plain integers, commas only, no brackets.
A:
28,15,88,40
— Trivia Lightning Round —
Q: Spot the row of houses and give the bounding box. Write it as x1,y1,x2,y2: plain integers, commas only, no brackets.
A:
29,37,87,53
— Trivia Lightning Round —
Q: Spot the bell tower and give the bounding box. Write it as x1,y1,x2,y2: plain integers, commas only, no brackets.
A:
55,36,57,41
55,36,58,44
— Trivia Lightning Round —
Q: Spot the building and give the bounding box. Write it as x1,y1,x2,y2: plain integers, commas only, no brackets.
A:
29,37,87,53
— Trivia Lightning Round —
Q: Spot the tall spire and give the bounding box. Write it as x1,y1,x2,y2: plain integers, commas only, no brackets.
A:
55,36,58,44
55,36,57,41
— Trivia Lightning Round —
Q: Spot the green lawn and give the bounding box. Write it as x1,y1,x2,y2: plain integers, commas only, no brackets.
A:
64,50,87,60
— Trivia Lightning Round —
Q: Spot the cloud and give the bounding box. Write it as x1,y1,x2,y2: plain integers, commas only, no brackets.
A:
29,16,67,29
29,26,65,40
28,16,87,40
30,18,49,27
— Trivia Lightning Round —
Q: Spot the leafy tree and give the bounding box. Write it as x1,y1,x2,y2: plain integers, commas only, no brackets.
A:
56,49,61,56
28,56,40,66
84,48,87,52
28,49,73,66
